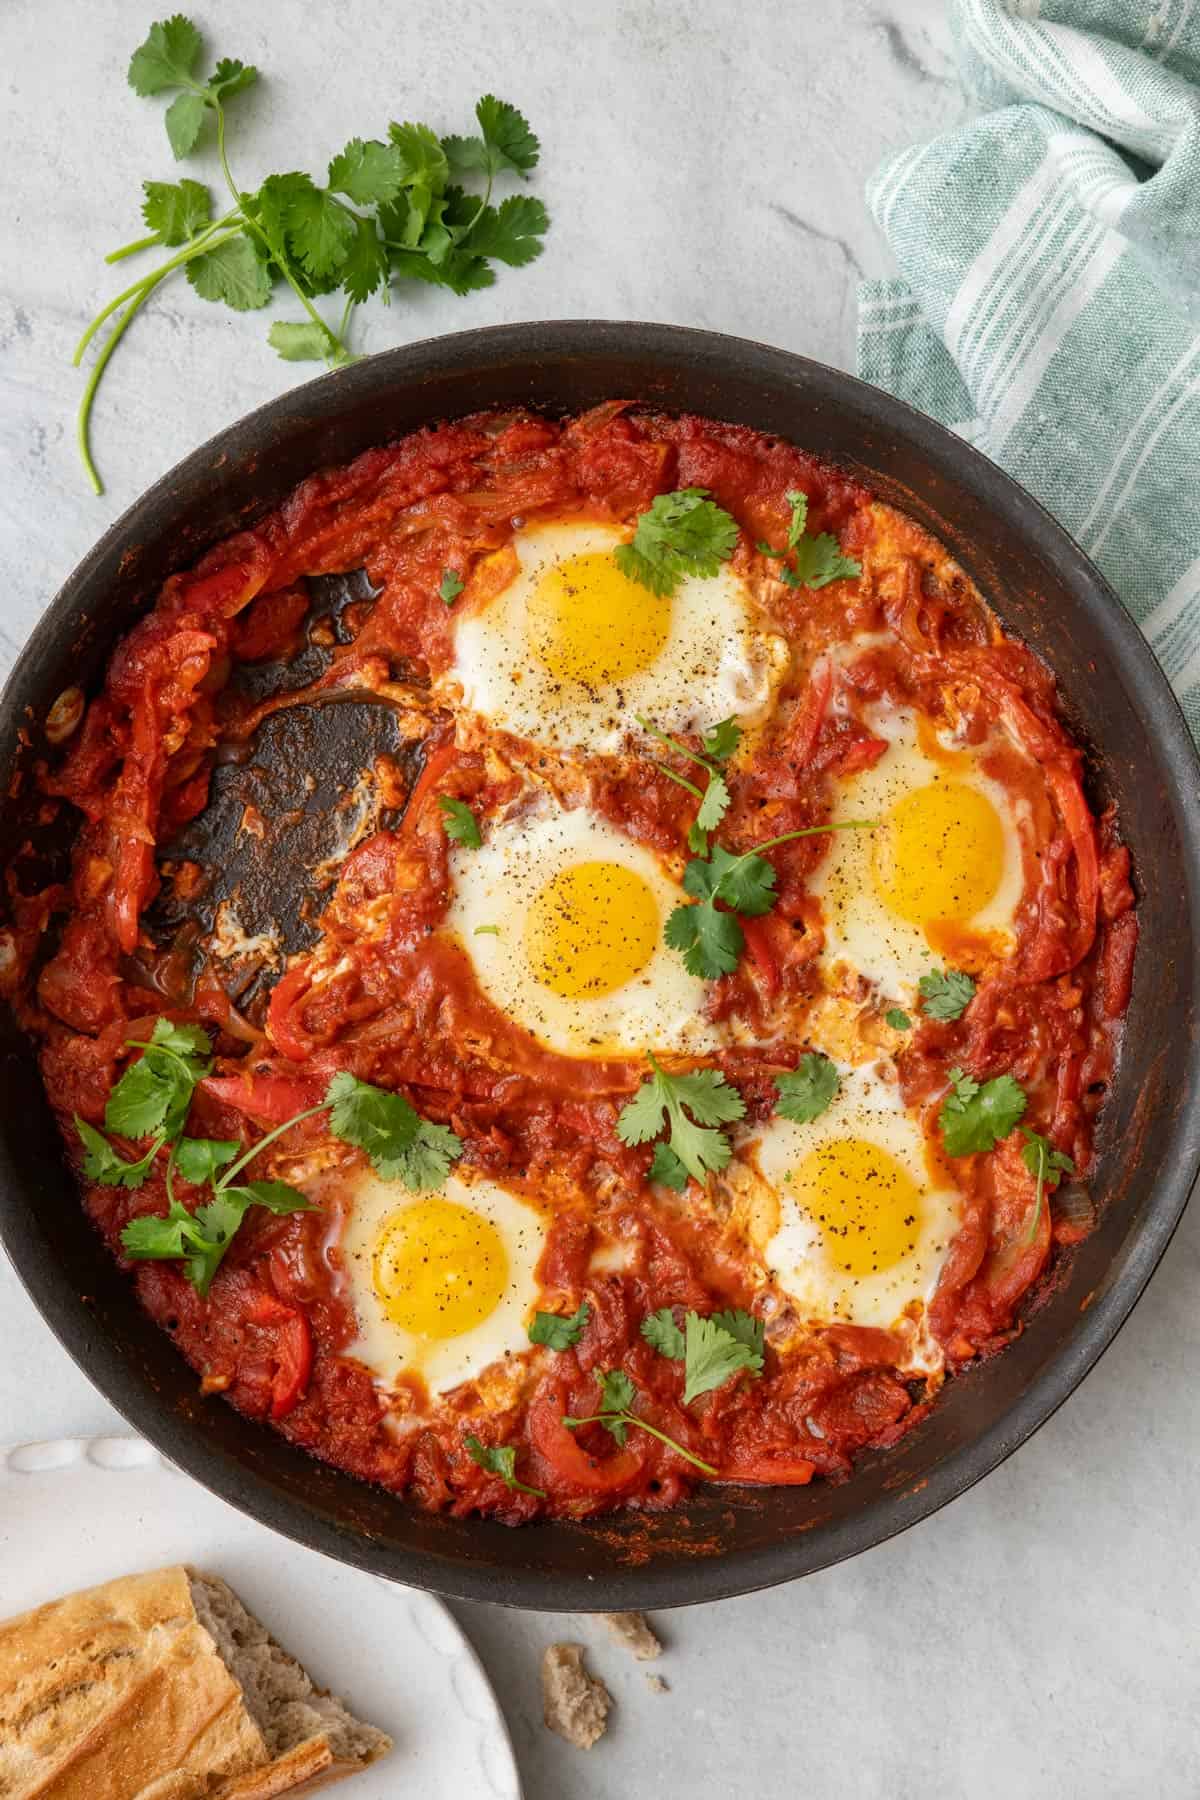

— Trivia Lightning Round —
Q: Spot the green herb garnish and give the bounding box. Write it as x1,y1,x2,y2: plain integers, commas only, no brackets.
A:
616,1054,745,1184
758,490,860,590
464,1434,545,1497
614,489,740,597
528,1303,590,1350
918,968,977,1021
938,1067,1027,1157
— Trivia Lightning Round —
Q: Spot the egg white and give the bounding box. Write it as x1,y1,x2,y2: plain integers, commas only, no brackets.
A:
741,1061,960,1369
445,801,725,1058
338,1170,545,1397
447,519,780,755
810,702,1027,1002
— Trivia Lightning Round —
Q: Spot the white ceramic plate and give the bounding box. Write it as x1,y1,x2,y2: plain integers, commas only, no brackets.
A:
0,1435,520,1800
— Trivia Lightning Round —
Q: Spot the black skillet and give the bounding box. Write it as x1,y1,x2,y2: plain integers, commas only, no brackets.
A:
2,322,1198,1610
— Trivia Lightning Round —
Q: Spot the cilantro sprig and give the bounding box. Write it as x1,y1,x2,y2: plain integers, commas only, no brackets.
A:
918,968,976,1021
1021,1129,1075,1242
635,713,741,854
938,1067,1027,1157
75,18,549,493
562,1369,718,1475
528,1303,590,1350
758,490,861,590
664,821,877,982
774,1053,839,1124
326,1071,462,1191
465,1433,545,1497
640,1307,765,1403
614,489,740,597
616,1053,745,1186
78,1019,462,1292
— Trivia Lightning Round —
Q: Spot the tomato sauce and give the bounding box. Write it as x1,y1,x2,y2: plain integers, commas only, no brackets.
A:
6,406,1133,1525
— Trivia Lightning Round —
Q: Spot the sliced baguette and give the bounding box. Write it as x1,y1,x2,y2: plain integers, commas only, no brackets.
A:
0,1565,391,1800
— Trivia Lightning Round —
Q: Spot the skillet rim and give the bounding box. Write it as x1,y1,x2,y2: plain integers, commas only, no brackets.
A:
2,318,1198,1610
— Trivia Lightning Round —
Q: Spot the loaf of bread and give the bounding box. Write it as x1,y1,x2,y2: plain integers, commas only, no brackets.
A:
0,1565,392,1799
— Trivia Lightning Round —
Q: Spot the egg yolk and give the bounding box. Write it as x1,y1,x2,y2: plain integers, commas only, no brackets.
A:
526,550,671,685
525,859,659,999
789,1138,922,1277
373,1199,508,1339
871,779,1004,928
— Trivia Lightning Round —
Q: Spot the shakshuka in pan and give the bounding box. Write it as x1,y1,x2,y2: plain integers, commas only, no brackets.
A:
2,405,1134,1521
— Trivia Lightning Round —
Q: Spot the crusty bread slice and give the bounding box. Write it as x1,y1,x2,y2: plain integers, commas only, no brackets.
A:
0,1565,391,1800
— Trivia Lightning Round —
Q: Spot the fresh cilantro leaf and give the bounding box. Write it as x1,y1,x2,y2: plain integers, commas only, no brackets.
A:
616,1055,745,1184
439,568,465,606
267,320,335,362
438,795,482,847
326,1071,462,1190
141,178,211,244
127,15,203,95
918,968,977,1021
462,195,548,267
886,1008,912,1030
1020,1129,1075,1240
774,1053,840,1124
465,1433,545,1497
75,1116,163,1189
339,216,390,304
592,1369,637,1443
528,1303,590,1350
683,1310,762,1403
280,178,356,279
327,137,407,206
148,1018,213,1062
695,771,731,834
760,489,861,590
105,1052,190,1140
614,489,740,597
648,1141,689,1190
939,1067,1027,1157
784,489,809,548
476,95,541,175
121,1193,241,1295
641,1309,685,1359
702,842,778,917
187,236,273,310
702,718,742,761
782,534,861,590
440,135,489,179
687,821,710,856
164,91,209,159
390,246,495,295
710,1308,765,1363
1021,1130,1075,1191
209,57,257,102
174,1137,239,1185
222,1180,314,1214
664,897,743,980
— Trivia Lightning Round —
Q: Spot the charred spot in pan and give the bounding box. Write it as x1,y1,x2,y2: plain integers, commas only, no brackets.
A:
141,697,427,1013
225,567,383,703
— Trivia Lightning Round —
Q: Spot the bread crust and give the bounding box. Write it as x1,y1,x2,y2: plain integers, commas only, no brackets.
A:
0,1567,388,1800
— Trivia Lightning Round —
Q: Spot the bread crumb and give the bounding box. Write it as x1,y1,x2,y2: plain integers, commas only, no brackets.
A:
542,1642,611,1749
646,1673,669,1694
601,1610,662,1661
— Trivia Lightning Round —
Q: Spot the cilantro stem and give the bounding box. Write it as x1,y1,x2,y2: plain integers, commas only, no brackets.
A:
562,1411,718,1476
75,218,240,364
216,1100,330,1190
656,764,705,803
164,1137,180,1208
635,714,717,777
106,232,166,265
746,819,878,856
213,102,348,363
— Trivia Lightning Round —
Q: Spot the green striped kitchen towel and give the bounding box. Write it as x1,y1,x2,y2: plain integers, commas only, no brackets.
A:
858,0,1200,743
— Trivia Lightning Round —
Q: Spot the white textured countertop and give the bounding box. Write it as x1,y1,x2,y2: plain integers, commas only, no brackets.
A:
2,3,1198,1795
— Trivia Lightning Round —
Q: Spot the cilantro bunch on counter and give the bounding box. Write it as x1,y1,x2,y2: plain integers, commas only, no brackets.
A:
75,15,550,492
